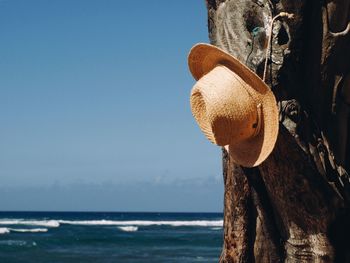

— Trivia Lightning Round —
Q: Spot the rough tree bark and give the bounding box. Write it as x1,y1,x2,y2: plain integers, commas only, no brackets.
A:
205,0,350,262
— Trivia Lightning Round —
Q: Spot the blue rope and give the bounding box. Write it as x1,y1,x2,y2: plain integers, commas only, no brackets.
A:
246,27,264,65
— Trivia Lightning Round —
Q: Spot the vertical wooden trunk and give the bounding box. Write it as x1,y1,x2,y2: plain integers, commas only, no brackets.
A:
205,0,350,262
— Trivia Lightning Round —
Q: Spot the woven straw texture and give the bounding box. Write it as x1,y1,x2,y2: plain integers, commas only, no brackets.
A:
188,43,279,167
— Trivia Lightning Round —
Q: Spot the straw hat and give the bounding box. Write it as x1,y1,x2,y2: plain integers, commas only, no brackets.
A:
188,43,279,167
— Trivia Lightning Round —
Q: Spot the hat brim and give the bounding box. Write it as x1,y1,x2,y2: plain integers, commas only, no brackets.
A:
188,43,279,167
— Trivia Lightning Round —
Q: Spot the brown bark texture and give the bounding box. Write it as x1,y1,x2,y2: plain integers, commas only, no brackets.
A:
205,0,350,262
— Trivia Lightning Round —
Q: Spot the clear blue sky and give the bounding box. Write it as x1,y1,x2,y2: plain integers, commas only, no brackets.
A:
0,0,223,212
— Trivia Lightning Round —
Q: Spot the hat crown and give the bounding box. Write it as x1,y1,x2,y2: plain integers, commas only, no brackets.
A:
188,43,279,167
190,65,260,146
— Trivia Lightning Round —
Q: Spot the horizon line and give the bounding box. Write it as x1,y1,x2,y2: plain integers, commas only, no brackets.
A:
0,210,223,214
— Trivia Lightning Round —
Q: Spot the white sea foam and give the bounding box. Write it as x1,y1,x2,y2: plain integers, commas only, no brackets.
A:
0,227,48,235
0,228,10,234
9,228,48,233
0,218,223,228
58,219,223,227
118,226,138,232
0,219,59,228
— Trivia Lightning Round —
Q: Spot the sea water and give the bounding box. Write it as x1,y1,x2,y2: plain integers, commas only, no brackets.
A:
0,212,223,262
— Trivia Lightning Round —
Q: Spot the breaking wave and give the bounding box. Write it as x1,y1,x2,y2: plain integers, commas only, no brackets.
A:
10,228,48,233
118,226,138,232
0,219,59,228
0,228,10,234
58,219,223,227
0,219,223,228
0,227,48,234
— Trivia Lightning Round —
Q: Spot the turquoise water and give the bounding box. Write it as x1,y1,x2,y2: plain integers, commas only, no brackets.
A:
0,212,223,262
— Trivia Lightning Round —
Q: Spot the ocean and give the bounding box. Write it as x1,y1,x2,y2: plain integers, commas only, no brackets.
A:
0,212,223,263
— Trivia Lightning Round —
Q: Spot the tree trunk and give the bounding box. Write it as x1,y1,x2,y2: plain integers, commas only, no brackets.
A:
205,0,350,262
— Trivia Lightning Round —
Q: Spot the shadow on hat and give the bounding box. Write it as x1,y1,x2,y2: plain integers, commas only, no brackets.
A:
188,43,279,167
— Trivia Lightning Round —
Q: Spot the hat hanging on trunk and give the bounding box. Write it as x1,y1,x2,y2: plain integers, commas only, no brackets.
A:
188,43,279,167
